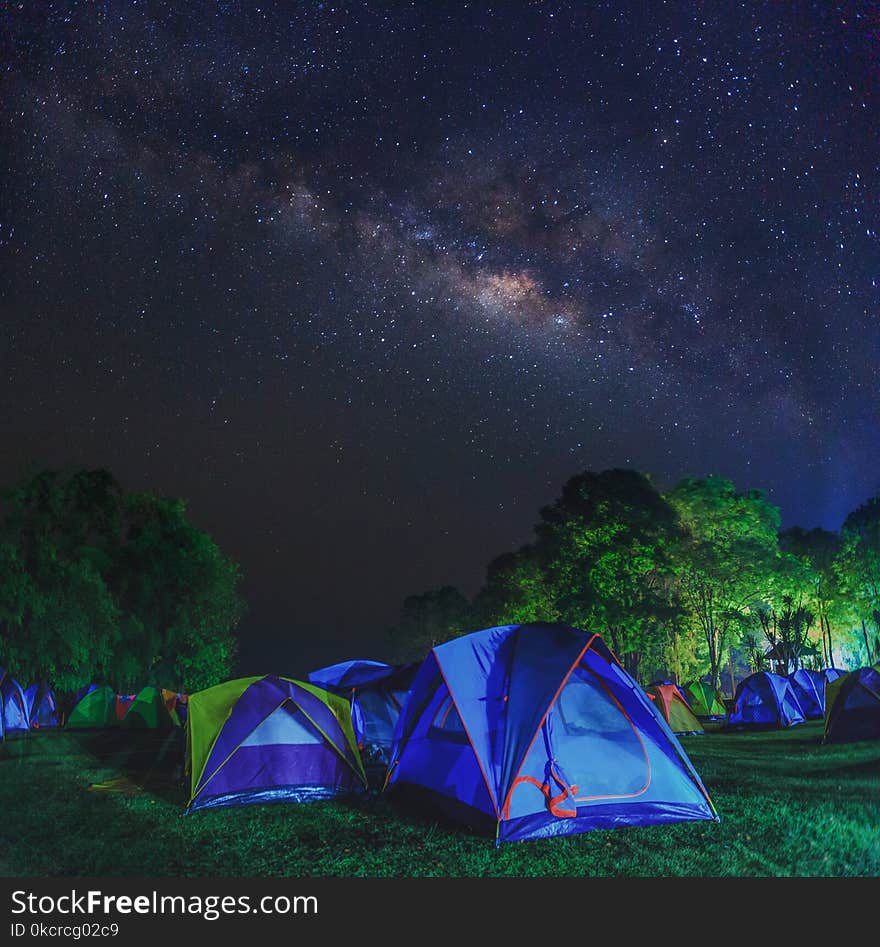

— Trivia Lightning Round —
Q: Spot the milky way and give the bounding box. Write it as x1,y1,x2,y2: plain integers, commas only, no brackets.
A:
2,2,878,671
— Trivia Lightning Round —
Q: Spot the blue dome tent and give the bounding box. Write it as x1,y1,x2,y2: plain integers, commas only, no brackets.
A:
0,668,29,738
386,623,718,845
728,672,805,728
787,669,825,719
308,659,418,766
24,682,60,729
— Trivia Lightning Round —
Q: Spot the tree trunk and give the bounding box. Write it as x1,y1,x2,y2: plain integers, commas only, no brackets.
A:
822,614,834,668
706,623,719,691
862,619,874,665
607,626,621,659
623,651,642,684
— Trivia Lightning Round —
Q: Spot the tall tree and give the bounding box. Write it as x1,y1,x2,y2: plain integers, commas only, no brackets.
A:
0,468,244,691
477,469,682,681
389,585,472,662
473,545,558,628
780,527,842,667
742,632,766,673
111,492,244,690
667,476,781,690
835,496,880,664
756,595,815,674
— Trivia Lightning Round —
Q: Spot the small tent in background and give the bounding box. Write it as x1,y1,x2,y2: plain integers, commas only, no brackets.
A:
0,669,29,737
824,667,880,743
308,659,418,765
655,680,689,702
788,669,826,719
824,667,847,684
67,684,117,728
24,682,60,729
162,689,188,725
727,672,804,729
172,692,188,725
646,683,703,734
684,681,727,719
115,693,136,721
185,675,366,812
387,623,718,845
121,686,179,729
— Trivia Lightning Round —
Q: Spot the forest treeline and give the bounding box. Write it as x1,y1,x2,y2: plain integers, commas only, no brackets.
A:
3,466,879,696
390,470,880,689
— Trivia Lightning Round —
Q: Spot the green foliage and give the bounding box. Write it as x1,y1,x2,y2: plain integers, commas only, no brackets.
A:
754,595,814,674
476,469,682,680
473,546,558,627
777,527,850,668
389,585,472,662
0,468,244,692
666,476,782,689
388,467,880,685
835,497,880,664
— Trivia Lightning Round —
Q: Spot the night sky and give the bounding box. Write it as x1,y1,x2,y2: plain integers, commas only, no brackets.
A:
3,2,878,674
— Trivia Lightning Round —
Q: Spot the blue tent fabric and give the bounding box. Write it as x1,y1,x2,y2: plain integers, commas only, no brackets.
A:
787,669,825,719
728,672,805,728
308,659,418,764
308,660,395,690
824,667,847,684
0,669,29,736
24,682,60,729
387,623,718,845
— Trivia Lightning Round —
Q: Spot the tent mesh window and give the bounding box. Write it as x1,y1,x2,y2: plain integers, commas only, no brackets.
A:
357,689,397,745
239,702,325,747
549,668,649,800
737,686,766,722
427,691,469,744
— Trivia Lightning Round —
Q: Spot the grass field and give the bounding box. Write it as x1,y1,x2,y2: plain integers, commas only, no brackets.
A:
1,723,877,877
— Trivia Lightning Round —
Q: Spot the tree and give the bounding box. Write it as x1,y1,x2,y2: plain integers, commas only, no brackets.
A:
473,545,558,628
111,492,244,690
0,542,34,673
742,632,766,673
780,527,842,667
667,476,781,690
0,471,123,689
655,607,706,686
835,497,880,665
756,595,814,674
475,469,681,682
389,586,472,662
0,468,244,691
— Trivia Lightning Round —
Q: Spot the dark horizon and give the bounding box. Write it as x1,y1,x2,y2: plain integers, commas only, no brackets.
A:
4,2,878,677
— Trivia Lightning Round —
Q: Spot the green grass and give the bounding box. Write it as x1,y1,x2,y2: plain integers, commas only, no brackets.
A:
1,723,877,876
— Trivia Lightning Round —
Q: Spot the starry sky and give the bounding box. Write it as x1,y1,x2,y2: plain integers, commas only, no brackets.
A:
3,2,878,674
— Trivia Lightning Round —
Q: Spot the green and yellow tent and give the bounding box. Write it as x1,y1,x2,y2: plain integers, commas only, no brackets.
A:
67,684,117,728
121,685,179,729
684,681,727,718
185,675,366,812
